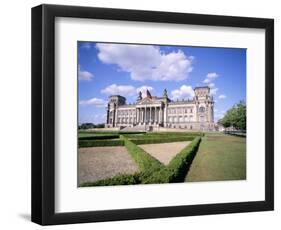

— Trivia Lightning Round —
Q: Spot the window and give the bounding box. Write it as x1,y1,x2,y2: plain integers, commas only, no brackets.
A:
199,106,205,113
179,116,183,122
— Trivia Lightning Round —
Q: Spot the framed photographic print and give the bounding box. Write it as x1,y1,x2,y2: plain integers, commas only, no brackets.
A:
31,4,274,225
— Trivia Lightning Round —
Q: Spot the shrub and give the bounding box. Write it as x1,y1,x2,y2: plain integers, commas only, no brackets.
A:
80,173,141,187
143,137,201,184
131,136,194,145
124,138,164,172
79,139,124,147
80,136,201,186
118,131,146,135
79,134,120,140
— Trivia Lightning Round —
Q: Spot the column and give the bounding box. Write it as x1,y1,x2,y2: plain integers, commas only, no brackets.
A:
163,105,167,127
136,108,138,124
149,107,152,124
144,107,147,124
153,106,157,124
158,107,160,124
159,107,163,123
106,109,109,125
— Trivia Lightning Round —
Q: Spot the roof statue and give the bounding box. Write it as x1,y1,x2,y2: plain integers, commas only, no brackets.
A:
163,88,168,98
137,91,142,101
146,89,152,99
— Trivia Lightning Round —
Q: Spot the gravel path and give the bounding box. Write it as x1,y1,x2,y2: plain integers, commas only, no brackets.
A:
139,141,191,165
78,146,139,185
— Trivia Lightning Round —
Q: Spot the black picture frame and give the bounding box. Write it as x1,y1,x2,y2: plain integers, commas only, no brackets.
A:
31,4,274,225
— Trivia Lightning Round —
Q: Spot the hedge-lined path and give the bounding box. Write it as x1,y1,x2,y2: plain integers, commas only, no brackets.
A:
185,133,246,182
138,141,191,165
79,146,139,185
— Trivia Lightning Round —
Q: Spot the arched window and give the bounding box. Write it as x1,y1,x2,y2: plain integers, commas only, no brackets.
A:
199,106,205,113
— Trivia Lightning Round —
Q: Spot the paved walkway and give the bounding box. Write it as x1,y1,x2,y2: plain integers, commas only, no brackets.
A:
78,146,139,185
139,141,191,165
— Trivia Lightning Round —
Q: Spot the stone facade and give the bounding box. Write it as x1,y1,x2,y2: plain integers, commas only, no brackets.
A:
105,87,215,131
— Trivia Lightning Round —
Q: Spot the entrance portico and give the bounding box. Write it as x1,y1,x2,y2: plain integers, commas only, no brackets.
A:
135,104,163,126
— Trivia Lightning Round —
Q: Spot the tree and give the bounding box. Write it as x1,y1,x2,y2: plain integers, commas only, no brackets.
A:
79,123,105,129
220,101,246,130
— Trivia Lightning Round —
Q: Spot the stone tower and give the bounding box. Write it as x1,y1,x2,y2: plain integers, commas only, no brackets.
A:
106,95,126,127
194,87,214,128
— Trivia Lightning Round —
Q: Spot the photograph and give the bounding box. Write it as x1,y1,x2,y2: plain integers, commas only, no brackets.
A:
30,3,274,225
77,42,247,187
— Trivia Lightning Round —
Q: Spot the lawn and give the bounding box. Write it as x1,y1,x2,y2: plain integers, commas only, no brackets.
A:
185,133,246,182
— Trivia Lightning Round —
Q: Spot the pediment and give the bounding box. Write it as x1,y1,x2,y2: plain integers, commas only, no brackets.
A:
139,98,153,104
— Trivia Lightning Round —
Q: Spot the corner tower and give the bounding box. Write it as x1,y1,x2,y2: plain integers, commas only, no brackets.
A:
194,87,215,130
106,95,126,127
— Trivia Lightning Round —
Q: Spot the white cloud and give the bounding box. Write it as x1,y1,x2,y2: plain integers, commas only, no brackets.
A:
210,87,219,95
79,97,106,107
136,85,154,97
96,43,193,81
101,84,136,96
208,83,215,88
218,94,226,99
80,42,92,49
101,84,154,98
171,85,194,100
203,72,219,84
78,65,94,81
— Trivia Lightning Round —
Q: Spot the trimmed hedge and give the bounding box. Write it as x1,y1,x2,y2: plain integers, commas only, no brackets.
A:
124,138,164,172
79,134,120,141
124,133,201,140
80,138,165,186
131,136,194,145
80,135,202,186
143,136,201,184
79,139,124,147
80,173,140,186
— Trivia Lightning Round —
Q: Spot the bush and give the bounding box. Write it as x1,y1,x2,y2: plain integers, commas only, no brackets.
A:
131,136,194,145
79,139,124,147
143,137,201,184
80,173,141,186
118,131,146,135
79,134,120,140
124,138,164,172
80,136,202,186
124,133,202,140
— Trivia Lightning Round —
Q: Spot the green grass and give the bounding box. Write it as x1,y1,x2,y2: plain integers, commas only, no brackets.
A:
185,133,246,182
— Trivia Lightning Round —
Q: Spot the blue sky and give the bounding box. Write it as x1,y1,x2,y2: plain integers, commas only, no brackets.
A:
78,41,246,124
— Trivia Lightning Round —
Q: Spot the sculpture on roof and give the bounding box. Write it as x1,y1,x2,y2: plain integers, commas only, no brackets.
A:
137,91,142,101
